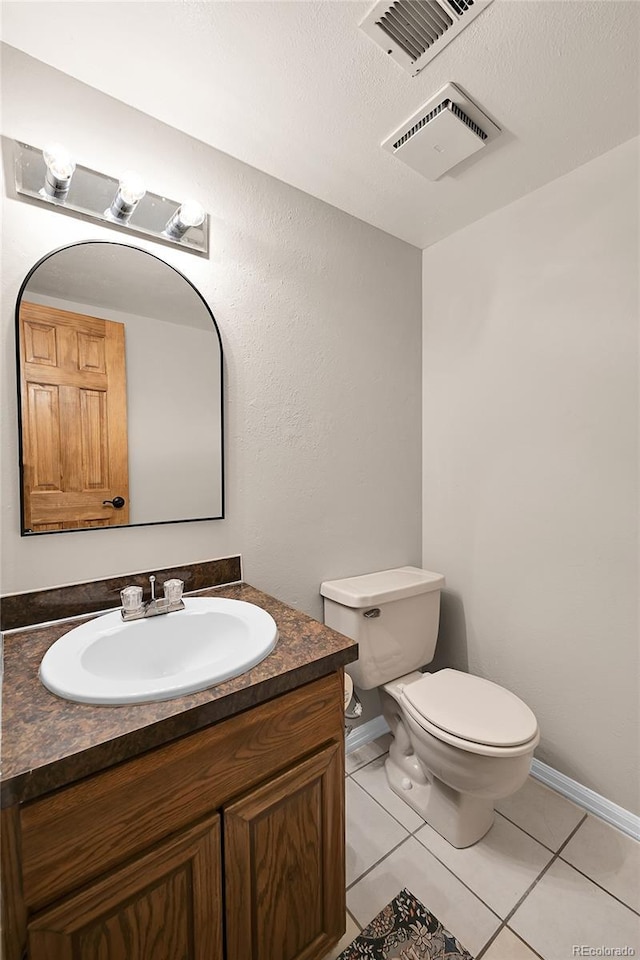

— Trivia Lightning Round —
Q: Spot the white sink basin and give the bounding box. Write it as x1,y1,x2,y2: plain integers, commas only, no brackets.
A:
39,597,279,705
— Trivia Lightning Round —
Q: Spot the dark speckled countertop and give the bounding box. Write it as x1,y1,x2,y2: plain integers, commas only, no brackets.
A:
1,582,358,807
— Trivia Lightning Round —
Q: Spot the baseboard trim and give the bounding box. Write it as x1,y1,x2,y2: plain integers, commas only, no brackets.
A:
345,715,390,754
530,759,640,841
347,715,640,841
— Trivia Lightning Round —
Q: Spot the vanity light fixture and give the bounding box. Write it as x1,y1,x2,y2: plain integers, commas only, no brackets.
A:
163,200,206,240
106,171,146,223
41,142,76,201
14,140,209,254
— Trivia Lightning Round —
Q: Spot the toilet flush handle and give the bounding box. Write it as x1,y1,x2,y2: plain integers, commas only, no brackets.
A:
363,608,380,619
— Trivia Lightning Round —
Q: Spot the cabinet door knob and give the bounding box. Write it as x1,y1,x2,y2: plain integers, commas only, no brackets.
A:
103,496,126,509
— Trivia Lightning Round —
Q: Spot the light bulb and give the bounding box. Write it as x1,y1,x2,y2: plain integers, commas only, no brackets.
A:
43,143,75,179
41,142,76,200
177,200,205,227
106,170,146,223
118,171,146,205
163,200,206,239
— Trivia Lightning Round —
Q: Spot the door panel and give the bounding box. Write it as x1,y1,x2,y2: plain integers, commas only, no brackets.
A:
79,388,109,488
25,383,61,490
19,302,129,531
27,815,223,960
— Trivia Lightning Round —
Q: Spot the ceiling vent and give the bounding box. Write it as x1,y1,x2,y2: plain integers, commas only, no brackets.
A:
382,82,501,180
360,0,494,77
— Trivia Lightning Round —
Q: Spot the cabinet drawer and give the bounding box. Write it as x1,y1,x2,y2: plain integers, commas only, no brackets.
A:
20,671,343,911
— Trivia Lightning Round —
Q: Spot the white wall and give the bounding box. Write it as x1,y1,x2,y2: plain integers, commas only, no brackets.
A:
124,314,221,525
1,46,423,626
422,137,639,813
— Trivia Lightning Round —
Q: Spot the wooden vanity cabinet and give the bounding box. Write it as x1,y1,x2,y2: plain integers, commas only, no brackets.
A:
2,671,346,960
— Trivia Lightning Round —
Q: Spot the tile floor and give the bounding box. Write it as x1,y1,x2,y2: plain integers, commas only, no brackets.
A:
323,735,640,960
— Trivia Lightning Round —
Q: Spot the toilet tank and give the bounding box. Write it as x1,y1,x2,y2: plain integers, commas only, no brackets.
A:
320,567,445,690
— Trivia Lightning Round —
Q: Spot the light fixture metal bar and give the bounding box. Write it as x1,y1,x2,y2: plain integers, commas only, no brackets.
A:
13,141,209,256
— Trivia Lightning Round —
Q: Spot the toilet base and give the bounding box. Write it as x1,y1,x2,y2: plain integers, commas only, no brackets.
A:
381,675,495,848
384,751,494,848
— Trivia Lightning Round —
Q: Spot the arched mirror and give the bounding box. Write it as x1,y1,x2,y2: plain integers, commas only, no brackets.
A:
16,241,223,534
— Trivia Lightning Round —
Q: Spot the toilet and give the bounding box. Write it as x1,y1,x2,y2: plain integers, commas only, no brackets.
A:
321,566,540,848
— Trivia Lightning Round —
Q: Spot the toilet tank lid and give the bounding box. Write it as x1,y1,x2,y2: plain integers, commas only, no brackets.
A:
320,566,445,608
403,669,538,748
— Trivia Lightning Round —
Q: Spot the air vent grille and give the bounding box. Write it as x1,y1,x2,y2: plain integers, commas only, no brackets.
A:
393,101,447,149
392,99,487,150
381,82,501,180
359,0,494,77
376,1,453,61
446,0,475,14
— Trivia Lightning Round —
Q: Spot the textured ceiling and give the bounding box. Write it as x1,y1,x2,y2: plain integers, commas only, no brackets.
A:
2,0,639,248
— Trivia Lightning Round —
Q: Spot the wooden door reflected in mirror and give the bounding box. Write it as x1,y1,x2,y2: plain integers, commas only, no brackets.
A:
16,242,224,535
20,302,130,531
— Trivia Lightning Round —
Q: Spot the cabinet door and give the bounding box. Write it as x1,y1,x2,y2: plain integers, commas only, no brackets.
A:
224,741,345,960
27,815,223,960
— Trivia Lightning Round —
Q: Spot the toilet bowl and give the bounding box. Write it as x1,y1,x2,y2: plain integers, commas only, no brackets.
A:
321,566,540,848
381,670,539,847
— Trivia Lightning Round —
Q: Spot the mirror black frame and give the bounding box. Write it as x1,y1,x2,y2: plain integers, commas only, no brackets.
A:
15,240,225,536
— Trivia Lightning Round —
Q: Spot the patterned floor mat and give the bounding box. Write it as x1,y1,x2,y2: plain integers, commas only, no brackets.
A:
338,888,474,960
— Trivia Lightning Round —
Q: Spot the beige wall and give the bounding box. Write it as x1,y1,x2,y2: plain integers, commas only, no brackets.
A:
1,46,423,625
422,138,639,812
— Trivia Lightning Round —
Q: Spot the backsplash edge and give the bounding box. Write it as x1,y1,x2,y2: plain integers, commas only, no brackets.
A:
0,556,242,631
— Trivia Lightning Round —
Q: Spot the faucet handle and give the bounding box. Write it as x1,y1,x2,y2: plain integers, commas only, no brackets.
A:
121,585,143,612
163,578,184,604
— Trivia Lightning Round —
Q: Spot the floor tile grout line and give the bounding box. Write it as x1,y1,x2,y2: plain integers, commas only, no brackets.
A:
346,829,505,955
499,813,589,927
506,926,546,960
346,907,361,932
346,833,416,893
493,807,581,856
345,759,383,778
405,803,578,923
555,853,640,918
405,824,512,927
493,804,640,915
345,746,389,778
350,760,425,834
474,816,589,960
476,923,546,960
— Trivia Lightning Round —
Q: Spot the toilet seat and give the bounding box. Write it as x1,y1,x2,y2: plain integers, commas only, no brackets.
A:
400,669,540,758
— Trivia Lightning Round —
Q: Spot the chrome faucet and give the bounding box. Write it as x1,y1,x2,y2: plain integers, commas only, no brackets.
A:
120,576,185,621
